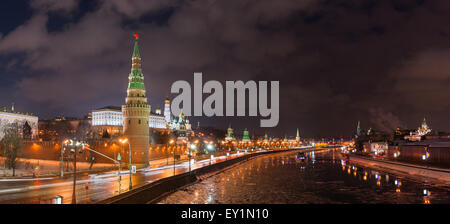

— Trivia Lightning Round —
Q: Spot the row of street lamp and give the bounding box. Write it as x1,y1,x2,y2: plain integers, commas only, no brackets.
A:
60,136,288,204
61,138,132,204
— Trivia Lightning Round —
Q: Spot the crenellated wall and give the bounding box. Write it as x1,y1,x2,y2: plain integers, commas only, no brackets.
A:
0,140,189,165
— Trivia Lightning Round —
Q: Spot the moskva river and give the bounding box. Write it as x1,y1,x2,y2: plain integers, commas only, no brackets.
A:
159,149,450,204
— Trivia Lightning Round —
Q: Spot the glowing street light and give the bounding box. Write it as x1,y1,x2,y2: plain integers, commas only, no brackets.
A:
119,138,132,190
188,143,197,172
169,139,176,175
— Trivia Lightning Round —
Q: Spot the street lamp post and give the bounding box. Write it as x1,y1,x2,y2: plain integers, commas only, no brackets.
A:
168,139,175,176
61,140,68,178
119,138,132,190
166,143,169,165
72,144,77,204
173,147,176,176
189,145,192,173
188,143,197,173
118,157,121,193
70,140,83,204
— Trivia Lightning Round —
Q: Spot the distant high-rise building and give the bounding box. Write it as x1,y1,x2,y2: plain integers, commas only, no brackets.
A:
296,128,300,142
122,34,150,166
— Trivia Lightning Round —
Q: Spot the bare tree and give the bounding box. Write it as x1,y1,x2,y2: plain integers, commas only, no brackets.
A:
22,121,32,140
1,123,23,176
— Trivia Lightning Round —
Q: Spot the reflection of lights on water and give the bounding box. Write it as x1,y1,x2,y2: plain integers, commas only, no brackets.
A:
208,195,213,203
424,198,431,204
396,188,401,193
377,181,381,186
363,175,367,181
394,179,402,187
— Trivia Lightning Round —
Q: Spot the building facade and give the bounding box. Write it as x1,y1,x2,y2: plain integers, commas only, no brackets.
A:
0,106,38,140
405,118,432,141
92,106,123,126
92,107,166,130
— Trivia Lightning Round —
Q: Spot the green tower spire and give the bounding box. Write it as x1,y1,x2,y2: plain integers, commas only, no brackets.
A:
128,33,145,90
356,121,361,138
243,128,250,141
133,36,140,58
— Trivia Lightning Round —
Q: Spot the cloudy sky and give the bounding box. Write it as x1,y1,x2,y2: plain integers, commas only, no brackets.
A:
1,0,450,138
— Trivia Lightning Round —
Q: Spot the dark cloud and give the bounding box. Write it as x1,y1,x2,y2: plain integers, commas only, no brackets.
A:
0,0,450,138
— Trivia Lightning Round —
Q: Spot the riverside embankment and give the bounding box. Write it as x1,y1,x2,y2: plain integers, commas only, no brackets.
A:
348,155,450,184
99,147,316,204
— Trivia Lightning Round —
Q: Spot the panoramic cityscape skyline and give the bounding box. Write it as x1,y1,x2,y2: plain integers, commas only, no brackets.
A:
1,0,450,137
0,0,449,208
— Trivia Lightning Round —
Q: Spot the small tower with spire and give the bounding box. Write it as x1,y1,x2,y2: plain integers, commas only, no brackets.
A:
296,128,300,142
225,124,235,142
356,121,361,138
242,128,250,143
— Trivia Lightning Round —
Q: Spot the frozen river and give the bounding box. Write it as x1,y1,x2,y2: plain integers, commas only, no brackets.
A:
158,149,450,204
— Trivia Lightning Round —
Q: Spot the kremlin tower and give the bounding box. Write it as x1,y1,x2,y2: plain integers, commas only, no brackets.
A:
225,125,235,142
122,34,151,167
242,128,250,143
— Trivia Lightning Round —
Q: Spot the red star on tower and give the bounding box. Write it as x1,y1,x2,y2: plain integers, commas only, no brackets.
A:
134,33,139,40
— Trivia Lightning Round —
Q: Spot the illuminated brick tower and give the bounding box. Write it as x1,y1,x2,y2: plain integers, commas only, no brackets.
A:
122,34,151,167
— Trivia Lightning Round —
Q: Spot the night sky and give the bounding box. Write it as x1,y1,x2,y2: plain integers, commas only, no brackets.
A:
1,0,450,138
